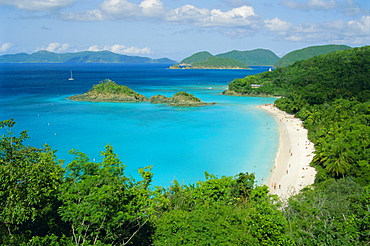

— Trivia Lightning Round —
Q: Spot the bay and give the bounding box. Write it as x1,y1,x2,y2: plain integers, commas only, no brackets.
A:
0,63,278,187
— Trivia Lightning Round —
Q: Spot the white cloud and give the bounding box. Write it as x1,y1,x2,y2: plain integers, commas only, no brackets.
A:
0,0,74,11
222,0,251,8
62,9,105,21
36,42,71,52
347,15,370,36
281,0,338,11
269,15,370,45
341,0,365,16
62,0,260,29
202,6,258,27
139,0,166,18
100,0,141,19
0,42,15,52
87,44,152,55
265,17,292,32
165,5,210,24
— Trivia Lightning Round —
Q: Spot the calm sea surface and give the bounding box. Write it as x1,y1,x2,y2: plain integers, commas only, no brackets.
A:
0,63,278,187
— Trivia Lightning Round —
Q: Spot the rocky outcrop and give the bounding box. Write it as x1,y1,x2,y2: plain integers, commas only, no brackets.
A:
68,91,147,102
149,92,215,107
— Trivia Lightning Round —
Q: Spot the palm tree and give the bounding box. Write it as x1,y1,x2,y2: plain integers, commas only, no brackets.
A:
323,141,352,178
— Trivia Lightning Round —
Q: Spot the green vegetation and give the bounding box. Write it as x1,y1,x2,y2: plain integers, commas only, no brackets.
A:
172,91,201,102
91,79,138,95
282,178,370,245
149,91,215,106
180,51,213,64
180,48,279,67
191,57,249,69
274,44,351,67
0,50,175,63
216,49,279,66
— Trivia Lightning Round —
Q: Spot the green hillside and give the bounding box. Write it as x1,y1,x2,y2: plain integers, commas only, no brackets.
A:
192,57,249,69
180,51,213,64
274,44,351,67
0,50,175,63
216,49,279,66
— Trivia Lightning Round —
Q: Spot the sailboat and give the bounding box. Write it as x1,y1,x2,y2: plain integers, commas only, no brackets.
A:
68,71,74,81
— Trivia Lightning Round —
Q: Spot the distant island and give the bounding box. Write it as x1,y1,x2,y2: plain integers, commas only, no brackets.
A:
0,50,176,64
172,49,280,69
68,79,215,107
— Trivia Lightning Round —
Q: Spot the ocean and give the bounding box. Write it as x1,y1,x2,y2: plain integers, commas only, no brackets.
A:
0,63,278,187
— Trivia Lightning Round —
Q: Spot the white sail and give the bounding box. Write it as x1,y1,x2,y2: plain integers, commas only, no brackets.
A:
68,71,74,80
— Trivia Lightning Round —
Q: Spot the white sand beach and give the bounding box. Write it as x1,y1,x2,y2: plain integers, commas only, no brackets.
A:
259,104,316,199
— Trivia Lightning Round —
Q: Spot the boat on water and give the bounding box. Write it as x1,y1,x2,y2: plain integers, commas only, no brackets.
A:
68,71,74,81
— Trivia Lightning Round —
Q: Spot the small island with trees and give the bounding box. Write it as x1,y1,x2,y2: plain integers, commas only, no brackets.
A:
68,79,215,107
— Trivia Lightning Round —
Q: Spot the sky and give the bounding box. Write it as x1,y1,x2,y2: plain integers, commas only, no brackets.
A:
0,0,369,60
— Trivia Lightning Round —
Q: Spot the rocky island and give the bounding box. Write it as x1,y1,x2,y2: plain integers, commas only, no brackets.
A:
68,79,215,107
149,91,215,107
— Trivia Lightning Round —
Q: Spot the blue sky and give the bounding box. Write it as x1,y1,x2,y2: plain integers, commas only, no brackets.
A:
0,0,369,60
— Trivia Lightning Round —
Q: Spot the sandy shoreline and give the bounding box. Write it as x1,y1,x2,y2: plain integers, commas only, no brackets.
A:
259,104,316,199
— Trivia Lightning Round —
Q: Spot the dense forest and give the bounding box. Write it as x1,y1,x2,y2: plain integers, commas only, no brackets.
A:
1,46,369,245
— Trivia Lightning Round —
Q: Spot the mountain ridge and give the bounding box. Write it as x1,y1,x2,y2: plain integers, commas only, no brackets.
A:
0,50,176,64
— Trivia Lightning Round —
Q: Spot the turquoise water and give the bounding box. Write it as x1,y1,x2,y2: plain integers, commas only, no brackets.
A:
0,64,278,186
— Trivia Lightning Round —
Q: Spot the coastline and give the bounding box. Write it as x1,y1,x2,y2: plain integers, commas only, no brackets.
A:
258,104,316,199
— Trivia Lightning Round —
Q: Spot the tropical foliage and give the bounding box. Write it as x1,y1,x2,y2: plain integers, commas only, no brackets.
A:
283,178,370,245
